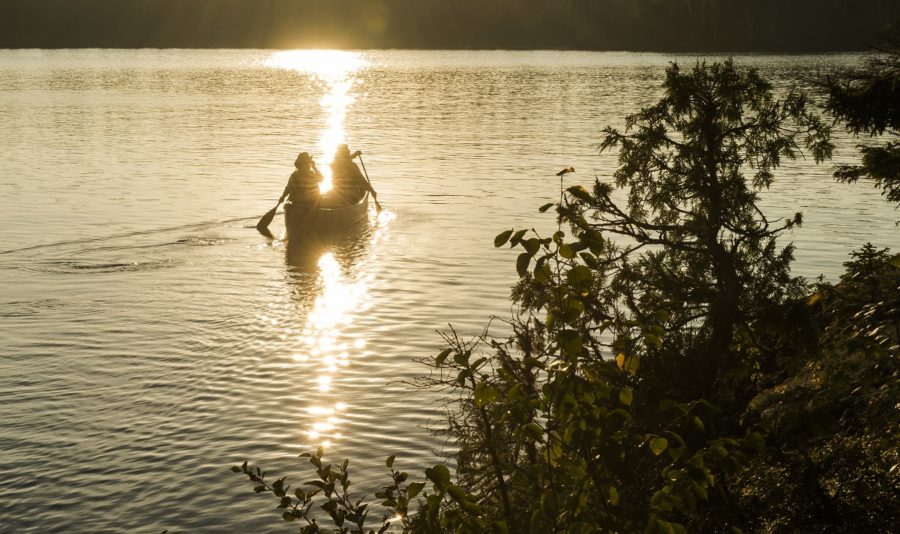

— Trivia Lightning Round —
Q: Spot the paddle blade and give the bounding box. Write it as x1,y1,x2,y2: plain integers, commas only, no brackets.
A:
256,206,278,232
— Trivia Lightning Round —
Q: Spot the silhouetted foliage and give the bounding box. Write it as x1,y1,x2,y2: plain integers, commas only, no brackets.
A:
565,60,832,406
734,244,900,532
233,60,898,533
823,25,900,205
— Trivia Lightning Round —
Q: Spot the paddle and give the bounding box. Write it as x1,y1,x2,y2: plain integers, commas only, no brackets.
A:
256,197,282,234
353,151,382,213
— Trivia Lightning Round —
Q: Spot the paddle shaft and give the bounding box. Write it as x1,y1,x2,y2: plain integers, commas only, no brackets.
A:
357,155,382,212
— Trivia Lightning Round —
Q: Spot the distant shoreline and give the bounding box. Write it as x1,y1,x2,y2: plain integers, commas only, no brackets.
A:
0,47,875,55
2,0,897,53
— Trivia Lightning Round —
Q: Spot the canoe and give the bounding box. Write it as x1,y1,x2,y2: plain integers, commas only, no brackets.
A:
283,192,369,241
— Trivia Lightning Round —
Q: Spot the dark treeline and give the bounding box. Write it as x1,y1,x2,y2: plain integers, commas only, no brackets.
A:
1,0,898,51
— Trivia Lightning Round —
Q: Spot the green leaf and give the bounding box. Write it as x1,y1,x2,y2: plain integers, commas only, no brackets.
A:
608,486,619,506
407,482,425,499
474,383,500,407
557,330,582,357
534,261,551,283
510,229,528,246
425,464,451,489
426,493,441,509
523,422,544,441
566,185,592,203
650,437,669,456
559,244,576,259
692,416,705,433
538,202,555,213
692,483,709,501
282,512,296,522
516,252,531,277
230,465,241,472
460,499,481,514
523,238,541,256
666,444,684,462
547,440,563,466
540,492,559,515
447,484,466,503
386,455,395,469
567,265,592,286
621,353,641,374
561,296,584,319
435,348,452,365
456,369,470,386
494,229,513,248
530,508,544,533
433,464,451,484
619,389,633,406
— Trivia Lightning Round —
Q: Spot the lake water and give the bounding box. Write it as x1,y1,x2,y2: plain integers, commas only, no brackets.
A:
0,49,896,532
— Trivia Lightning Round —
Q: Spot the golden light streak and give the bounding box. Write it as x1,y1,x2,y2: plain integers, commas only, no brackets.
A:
265,50,367,194
289,252,370,449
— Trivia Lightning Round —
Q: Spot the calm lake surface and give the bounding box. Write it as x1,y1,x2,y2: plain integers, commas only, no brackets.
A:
0,49,896,532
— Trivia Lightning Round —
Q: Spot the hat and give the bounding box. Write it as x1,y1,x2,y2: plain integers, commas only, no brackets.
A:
295,152,311,167
336,144,351,155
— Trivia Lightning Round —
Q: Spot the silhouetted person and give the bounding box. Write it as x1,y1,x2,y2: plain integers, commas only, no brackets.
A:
280,152,322,206
329,144,377,206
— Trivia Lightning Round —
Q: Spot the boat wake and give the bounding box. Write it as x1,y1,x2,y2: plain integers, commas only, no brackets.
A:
0,216,257,276
0,216,257,256
24,258,176,275
0,298,67,318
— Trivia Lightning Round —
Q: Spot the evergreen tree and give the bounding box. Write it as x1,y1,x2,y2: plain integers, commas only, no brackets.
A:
559,59,832,401
824,25,900,206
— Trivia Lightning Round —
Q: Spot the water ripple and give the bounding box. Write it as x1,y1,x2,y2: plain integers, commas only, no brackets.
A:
1,49,897,533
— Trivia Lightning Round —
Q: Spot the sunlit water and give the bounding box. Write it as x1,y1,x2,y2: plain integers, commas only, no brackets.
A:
0,50,896,532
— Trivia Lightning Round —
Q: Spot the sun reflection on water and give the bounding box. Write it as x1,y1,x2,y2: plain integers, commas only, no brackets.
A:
265,50,367,194
294,251,373,449
281,204,393,452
